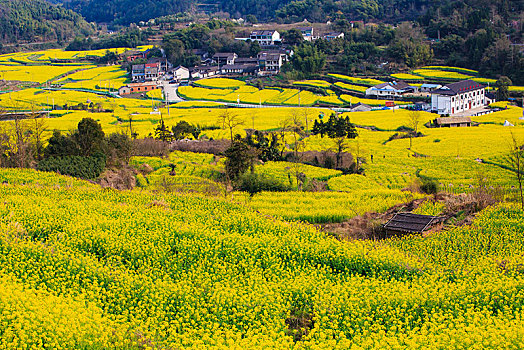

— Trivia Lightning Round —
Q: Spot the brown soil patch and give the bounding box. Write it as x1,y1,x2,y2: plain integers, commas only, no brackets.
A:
321,192,497,241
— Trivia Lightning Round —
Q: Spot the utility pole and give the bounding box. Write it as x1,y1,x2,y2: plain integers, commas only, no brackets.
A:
166,91,170,116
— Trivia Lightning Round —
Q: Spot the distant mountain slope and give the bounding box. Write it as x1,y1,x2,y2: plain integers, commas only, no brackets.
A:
51,0,433,25
51,0,524,27
55,0,192,25
0,0,94,44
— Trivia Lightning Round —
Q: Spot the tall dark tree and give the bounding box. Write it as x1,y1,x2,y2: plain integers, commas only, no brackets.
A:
74,118,105,157
282,29,304,46
496,76,512,101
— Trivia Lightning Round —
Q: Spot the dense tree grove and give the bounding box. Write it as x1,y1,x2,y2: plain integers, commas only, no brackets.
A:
0,0,93,45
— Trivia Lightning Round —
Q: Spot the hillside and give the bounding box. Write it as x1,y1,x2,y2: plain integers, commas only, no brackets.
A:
50,0,523,27
51,0,430,24
1,168,524,348
0,0,93,45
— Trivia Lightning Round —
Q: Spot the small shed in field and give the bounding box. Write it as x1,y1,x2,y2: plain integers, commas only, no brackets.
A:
434,116,472,128
383,213,444,235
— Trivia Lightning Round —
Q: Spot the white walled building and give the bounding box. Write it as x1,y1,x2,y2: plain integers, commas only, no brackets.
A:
431,80,487,115
365,81,415,98
249,30,280,46
172,66,190,82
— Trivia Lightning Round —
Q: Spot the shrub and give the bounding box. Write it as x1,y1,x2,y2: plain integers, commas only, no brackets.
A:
420,178,439,195
237,173,291,196
37,155,106,180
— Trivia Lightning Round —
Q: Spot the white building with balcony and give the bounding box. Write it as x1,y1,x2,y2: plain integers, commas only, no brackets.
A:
431,80,487,115
249,30,280,46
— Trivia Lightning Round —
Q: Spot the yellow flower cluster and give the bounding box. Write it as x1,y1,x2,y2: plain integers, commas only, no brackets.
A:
0,168,523,349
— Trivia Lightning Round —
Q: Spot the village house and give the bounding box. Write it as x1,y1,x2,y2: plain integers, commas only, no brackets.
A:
124,49,150,62
298,27,315,41
172,66,190,82
249,30,281,46
365,81,416,98
323,32,344,41
147,57,173,73
420,83,442,93
212,53,237,66
190,66,219,79
118,82,159,96
132,58,173,82
190,49,209,61
257,51,287,75
221,64,258,76
431,80,487,115
485,92,496,105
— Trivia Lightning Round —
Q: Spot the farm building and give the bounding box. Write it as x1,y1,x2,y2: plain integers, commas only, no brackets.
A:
434,116,473,128
124,49,150,62
383,212,445,235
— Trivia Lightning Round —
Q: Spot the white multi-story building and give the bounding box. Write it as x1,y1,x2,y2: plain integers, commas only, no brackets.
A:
249,30,280,46
431,80,487,115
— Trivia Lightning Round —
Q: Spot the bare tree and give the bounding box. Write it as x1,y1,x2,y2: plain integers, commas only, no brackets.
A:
27,104,48,161
407,110,421,150
509,132,524,209
302,108,313,134
286,109,306,162
277,117,292,159
285,110,307,189
218,108,244,144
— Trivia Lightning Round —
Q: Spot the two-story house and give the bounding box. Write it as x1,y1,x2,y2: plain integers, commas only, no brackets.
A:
212,53,238,66
257,51,286,75
131,64,146,81
132,58,173,82
298,27,315,41
431,80,487,115
249,30,280,46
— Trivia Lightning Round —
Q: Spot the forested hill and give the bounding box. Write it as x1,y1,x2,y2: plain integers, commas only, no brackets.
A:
55,0,192,25
50,0,523,26
53,0,430,24
0,0,94,45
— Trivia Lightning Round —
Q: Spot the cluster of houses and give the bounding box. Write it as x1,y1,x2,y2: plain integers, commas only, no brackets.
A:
117,26,348,96
119,46,293,95
119,46,497,120
235,28,344,44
